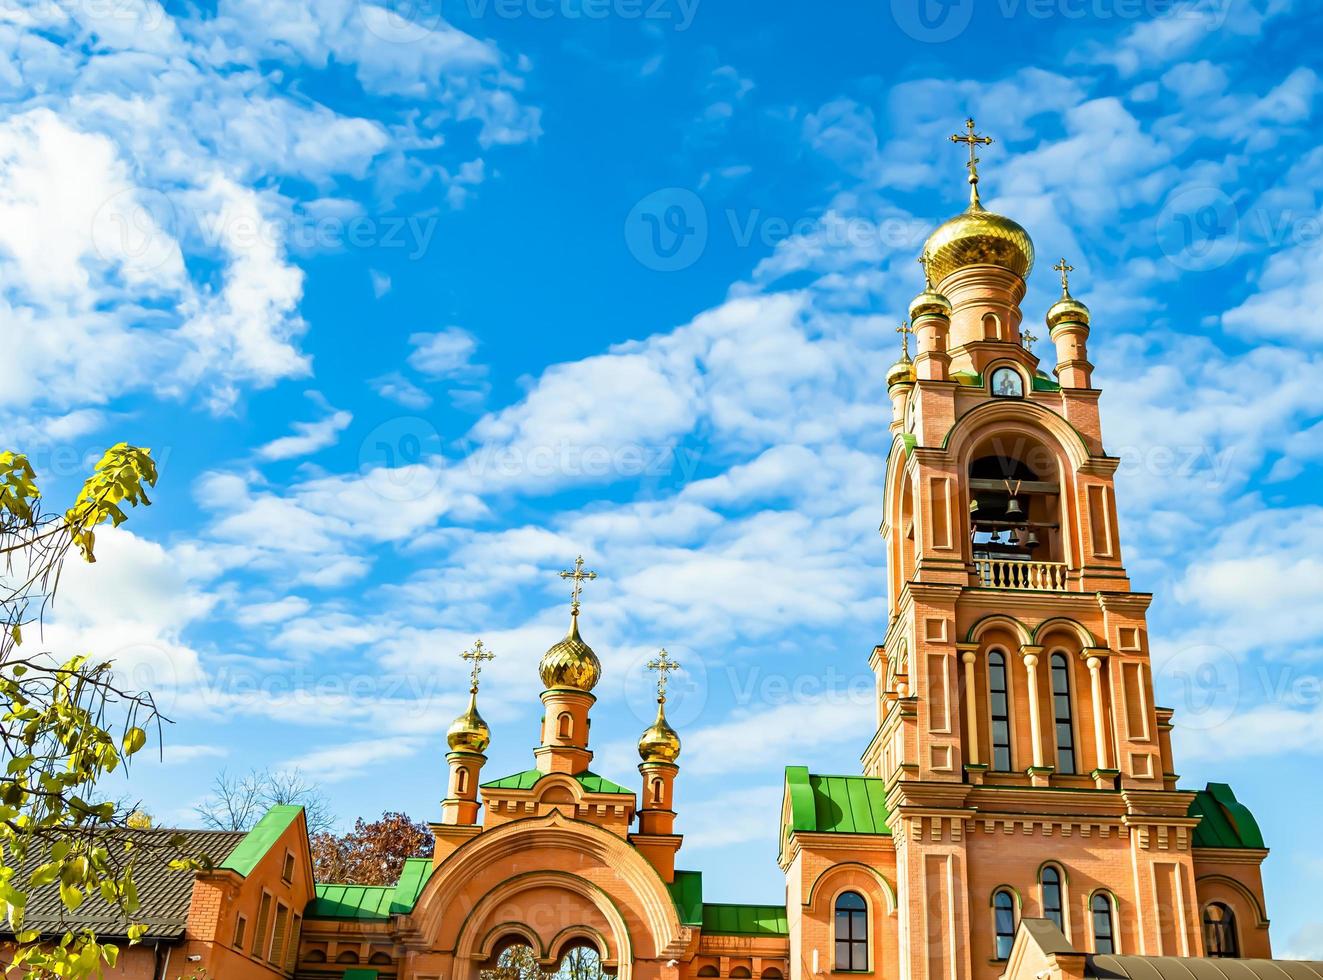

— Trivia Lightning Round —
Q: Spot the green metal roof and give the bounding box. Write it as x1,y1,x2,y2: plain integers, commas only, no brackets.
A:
669,871,704,926
1032,373,1062,392
480,769,633,795
342,971,380,980
220,805,303,878
307,858,434,921
1189,783,1265,849
784,767,891,836
702,903,789,936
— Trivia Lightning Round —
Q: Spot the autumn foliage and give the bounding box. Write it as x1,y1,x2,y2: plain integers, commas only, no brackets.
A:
310,811,432,885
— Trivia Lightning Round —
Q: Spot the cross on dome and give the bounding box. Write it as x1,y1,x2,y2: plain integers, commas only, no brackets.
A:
950,117,994,208
558,555,598,616
461,639,494,693
646,649,682,702
1054,257,1075,295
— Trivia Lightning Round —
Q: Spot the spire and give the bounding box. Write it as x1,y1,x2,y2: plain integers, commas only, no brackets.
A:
1054,257,1075,297
639,650,682,763
447,639,493,754
950,117,994,210
540,555,602,691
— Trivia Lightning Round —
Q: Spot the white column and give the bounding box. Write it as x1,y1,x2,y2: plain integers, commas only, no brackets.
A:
1022,648,1046,770
1087,655,1110,770
962,650,980,766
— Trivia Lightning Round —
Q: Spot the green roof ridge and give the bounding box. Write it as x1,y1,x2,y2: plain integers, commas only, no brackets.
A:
221,805,303,878
1190,782,1265,850
701,902,789,936
480,768,633,795
784,768,891,836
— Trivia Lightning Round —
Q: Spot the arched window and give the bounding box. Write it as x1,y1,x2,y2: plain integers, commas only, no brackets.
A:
557,712,573,739
650,777,664,805
730,969,752,979
1091,893,1116,954
456,767,470,795
1203,903,1240,958
1050,653,1076,774
988,651,1012,771
1040,865,1065,931
834,892,868,971
991,366,1024,398
697,968,719,977
993,889,1016,960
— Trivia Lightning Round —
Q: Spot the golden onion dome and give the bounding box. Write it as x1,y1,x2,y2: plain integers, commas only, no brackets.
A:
923,204,1035,287
909,288,952,321
538,615,602,692
638,700,681,764
1047,294,1091,330
886,357,916,388
447,690,491,753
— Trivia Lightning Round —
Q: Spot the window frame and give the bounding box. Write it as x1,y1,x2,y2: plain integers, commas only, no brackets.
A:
992,888,1017,961
987,649,1014,772
281,849,295,885
1039,864,1066,934
1090,892,1117,954
1203,902,1241,958
989,366,1025,399
832,890,869,973
1049,652,1077,775
252,890,273,961
233,913,248,952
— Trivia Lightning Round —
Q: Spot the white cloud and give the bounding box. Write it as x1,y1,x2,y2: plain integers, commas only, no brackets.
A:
256,394,352,461
282,736,425,782
407,327,481,379
372,372,433,410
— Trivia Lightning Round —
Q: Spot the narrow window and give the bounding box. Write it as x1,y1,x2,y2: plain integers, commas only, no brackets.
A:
233,914,248,951
988,651,1012,771
1051,654,1076,774
1203,903,1240,958
285,914,302,973
557,712,573,739
1092,894,1116,954
269,901,289,963
456,767,470,795
650,777,664,805
993,890,1016,960
253,892,272,960
834,892,868,971
281,850,295,884
1041,866,1064,931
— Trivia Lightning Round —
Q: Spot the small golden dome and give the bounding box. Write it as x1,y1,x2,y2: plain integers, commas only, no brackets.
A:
1047,294,1090,330
909,289,952,321
923,204,1035,287
447,690,491,753
638,700,681,764
886,357,916,388
539,615,602,692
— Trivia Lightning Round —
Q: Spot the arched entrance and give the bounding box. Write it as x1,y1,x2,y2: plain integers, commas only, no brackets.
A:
479,935,614,980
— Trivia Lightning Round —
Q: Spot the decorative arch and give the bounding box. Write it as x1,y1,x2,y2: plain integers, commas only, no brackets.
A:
406,810,689,973
941,399,1093,471
475,922,545,961
1196,873,1270,927
548,924,612,967
805,861,898,916
989,884,1024,909
1032,617,1097,648
966,614,1033,647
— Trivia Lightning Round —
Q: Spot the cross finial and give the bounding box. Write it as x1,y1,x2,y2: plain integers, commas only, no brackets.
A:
918,253,933,289
646,649,682,702
950,117,994,208
897,320,914,361
1054,257,1075,296
558,555,598,617
1021,329,1040,350
461,639,495,693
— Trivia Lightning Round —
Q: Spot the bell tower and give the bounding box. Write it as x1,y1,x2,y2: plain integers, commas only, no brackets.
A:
868,119,1223,978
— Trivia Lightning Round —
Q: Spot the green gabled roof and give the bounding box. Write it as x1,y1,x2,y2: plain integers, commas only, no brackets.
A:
307,858,434,922
669,871,704,926
702,903,789,936
1190,783,1265,850
784,767,891,836
220,805,303,877
952,370,983,387
480,769,633,795
1032,373,1062,392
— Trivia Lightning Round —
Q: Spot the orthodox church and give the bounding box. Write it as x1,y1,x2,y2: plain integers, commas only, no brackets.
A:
3,121,1305,980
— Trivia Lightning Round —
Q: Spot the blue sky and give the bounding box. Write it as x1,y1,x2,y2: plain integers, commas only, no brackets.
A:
3,0,1323,956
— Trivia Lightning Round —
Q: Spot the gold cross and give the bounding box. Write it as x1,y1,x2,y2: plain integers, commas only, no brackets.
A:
950,117,994,208
897,321,914,360
918,253,933,289
461,639,495,692
1054,257,1074,295
646,649,682,701
558,555,598,616
1021,329,1040,350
